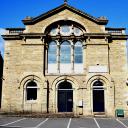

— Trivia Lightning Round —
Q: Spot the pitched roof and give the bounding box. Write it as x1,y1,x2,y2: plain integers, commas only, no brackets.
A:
22,3,108,25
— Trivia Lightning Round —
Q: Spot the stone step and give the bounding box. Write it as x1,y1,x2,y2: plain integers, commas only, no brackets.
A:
93,112,106,117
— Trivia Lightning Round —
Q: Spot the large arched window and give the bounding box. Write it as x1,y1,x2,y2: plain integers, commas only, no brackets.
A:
46,21,85,74
26,81,37,101
60,41,71,64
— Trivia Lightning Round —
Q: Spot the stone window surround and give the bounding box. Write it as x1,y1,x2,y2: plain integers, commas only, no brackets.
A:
46,39,85,74
23,80,40,103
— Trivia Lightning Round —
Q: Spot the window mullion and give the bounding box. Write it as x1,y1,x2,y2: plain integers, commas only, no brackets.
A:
57,41,60,73
71,43,74,73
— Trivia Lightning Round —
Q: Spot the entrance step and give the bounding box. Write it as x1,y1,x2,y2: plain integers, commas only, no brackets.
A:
93,112,106,117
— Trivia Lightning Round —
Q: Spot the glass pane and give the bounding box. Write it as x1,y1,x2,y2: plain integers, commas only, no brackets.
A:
49,41,56,45
93,81,103,87
61,46,71,54
26,82,37,100
62,41,70,45
48,41,57,64
61,25,70,33
58,81,72,89
60,41,71,63
50,28,57,35
48,46,57,54
75,41,82,46
60,55,71,63
74,47,82,54
74,41,83,63
27,88,37,100
74,55,83,63
60,25,72,36
27,81,37,87
74,27,83,36
48,54,56,63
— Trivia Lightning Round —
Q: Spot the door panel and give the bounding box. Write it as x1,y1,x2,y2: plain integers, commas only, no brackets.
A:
58,90,73,112
93,90,105,112
67,90,73,112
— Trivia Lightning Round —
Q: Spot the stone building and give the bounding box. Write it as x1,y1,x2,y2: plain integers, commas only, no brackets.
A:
1,3,128,117
0,53,3,108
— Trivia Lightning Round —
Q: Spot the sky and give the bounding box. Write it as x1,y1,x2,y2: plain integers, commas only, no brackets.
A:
0,0,128,58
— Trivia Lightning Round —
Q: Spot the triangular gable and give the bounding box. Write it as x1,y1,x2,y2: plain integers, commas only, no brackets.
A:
22,3,108,25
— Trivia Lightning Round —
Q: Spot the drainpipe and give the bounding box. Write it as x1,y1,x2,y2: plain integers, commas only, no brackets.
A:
46,80,49,113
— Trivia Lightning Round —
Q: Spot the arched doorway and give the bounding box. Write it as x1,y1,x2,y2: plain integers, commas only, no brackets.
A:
93,80,105,112
58,81,73,112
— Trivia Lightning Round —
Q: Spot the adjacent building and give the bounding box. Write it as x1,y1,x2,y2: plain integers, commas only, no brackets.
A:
1,3,128,117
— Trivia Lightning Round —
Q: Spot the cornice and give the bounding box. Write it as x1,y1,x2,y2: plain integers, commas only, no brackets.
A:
2,33,128,40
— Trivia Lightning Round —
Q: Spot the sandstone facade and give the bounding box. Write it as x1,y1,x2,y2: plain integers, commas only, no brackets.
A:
1,3,128,117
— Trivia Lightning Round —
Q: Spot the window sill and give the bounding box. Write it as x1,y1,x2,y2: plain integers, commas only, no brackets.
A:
45,72,85,76
25,100,37,104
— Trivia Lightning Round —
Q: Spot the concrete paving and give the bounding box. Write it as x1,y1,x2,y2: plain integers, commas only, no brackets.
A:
0,116,127,128
96,118,126,128
70,118,98,128
39,118,69,128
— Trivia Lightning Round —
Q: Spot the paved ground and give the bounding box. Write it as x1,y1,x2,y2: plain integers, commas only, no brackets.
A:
0,116,128,128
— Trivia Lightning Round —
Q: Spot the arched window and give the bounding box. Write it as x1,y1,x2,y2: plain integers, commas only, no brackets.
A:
93,80,103,87
26,81,37,101
58,81,72,89
48,41,57,64
93,80,103,90
74,41,83,64
46,21,85,74
48,23,84,36
60,41,71,64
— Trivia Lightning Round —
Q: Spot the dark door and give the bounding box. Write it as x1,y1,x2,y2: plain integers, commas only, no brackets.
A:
93,89,105,112
58,82,73,112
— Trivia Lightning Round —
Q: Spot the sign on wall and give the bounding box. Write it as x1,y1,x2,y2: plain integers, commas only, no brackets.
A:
88,66,108,73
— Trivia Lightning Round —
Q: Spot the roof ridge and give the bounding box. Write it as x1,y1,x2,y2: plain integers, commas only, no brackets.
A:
22,3,108,25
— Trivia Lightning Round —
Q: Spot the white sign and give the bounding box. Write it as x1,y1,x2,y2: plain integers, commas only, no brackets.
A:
88,66,108,73
78,100,83,107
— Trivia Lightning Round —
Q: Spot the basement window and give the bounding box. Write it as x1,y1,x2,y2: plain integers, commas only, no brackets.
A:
26,81,37,101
